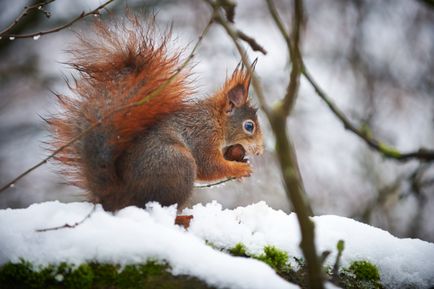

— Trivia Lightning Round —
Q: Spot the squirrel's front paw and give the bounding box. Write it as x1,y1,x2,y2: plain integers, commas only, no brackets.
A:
231,162,252,178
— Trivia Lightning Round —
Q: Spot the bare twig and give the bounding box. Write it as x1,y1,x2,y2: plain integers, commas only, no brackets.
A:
237,30,267,55
265,0,302,115
283,0,303,115
302,65,434,162
1,0,115,40
265,0,290,45
0,16,214,193
194,177,235,189
36,204,96,232
0,0,55,37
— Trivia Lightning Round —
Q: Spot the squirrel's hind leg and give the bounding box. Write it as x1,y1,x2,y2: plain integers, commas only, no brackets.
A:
117,135,197,210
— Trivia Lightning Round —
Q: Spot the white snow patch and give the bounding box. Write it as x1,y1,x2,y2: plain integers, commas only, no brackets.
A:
186,202,434,288
0,201,294,289
1,201,434,288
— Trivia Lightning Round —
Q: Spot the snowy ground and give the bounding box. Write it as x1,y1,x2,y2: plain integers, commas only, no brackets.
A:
1,201,433,289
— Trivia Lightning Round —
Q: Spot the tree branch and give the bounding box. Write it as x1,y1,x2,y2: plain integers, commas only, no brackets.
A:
265,0,302,115
194,177,235,189
208,1,324,288
237,30,267,55
1,0,115,40
0,0,56,37
302,65,434,162
36,204,96,232
0,16,214,193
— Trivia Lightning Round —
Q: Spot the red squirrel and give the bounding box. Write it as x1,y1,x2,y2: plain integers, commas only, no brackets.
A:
49,15,264,212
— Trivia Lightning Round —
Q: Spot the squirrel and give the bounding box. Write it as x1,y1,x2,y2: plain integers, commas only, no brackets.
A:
48,15,264,212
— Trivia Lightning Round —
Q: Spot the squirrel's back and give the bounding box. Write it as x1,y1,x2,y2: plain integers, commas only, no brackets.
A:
49,15,191,208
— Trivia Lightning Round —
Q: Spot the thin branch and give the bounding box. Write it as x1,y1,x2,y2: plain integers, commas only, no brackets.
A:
302,65,434,162
0,17,214,193
237,30,267,55
283,0,303,115
0,0,56,37
1,0,115,40
265,0,302,116
265,0,291,46
36,204,96,232
194,177,235,189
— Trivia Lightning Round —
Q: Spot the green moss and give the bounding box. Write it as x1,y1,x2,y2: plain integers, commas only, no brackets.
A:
224,242,386,289
255,245,290,272
228,243,292,271
0,260,214,289
378,143,402,158
360,123,373,139
116,262,167,289
64,264,94,289
228,243,248,257
348,260,380,282
0,249,386,289
0,259,45,289
90,263,118,289
329,260,383,289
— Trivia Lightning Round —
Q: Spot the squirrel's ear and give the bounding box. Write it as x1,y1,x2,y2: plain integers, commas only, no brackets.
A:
227,84,247,110
225,59,257,112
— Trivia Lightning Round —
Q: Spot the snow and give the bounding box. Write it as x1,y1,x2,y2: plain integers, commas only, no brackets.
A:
187,202,434,288
1,201,434,289
0,201,294,289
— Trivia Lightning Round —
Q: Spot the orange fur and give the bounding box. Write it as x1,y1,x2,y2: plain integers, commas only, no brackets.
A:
211,65,253,110
49,15,191,191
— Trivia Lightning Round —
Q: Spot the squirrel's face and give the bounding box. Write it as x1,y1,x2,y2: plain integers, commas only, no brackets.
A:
225,104,264,157
223,84,264,157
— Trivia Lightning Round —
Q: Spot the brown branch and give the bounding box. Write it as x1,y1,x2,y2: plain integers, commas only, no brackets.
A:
265,0,290,45
194,177,235,189
36,204,96,232
266,1,323,287
0,0,56,37
0,16,214,194
283,0,303,115
265,0,302,115
237,30,267,55
302,65,434,162
1,0,115,40
208,1,324,288
219,0,236,22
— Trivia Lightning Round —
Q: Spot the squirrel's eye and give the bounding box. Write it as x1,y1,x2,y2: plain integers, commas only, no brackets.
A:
243,120,255,135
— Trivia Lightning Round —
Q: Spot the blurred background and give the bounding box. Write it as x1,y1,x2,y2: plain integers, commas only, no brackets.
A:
0,0,433,241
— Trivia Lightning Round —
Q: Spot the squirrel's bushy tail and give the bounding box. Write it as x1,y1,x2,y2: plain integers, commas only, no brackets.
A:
48,15,191,208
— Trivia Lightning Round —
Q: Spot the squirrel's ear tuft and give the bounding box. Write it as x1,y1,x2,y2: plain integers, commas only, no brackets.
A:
222,59,258,112
228,84,247,109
